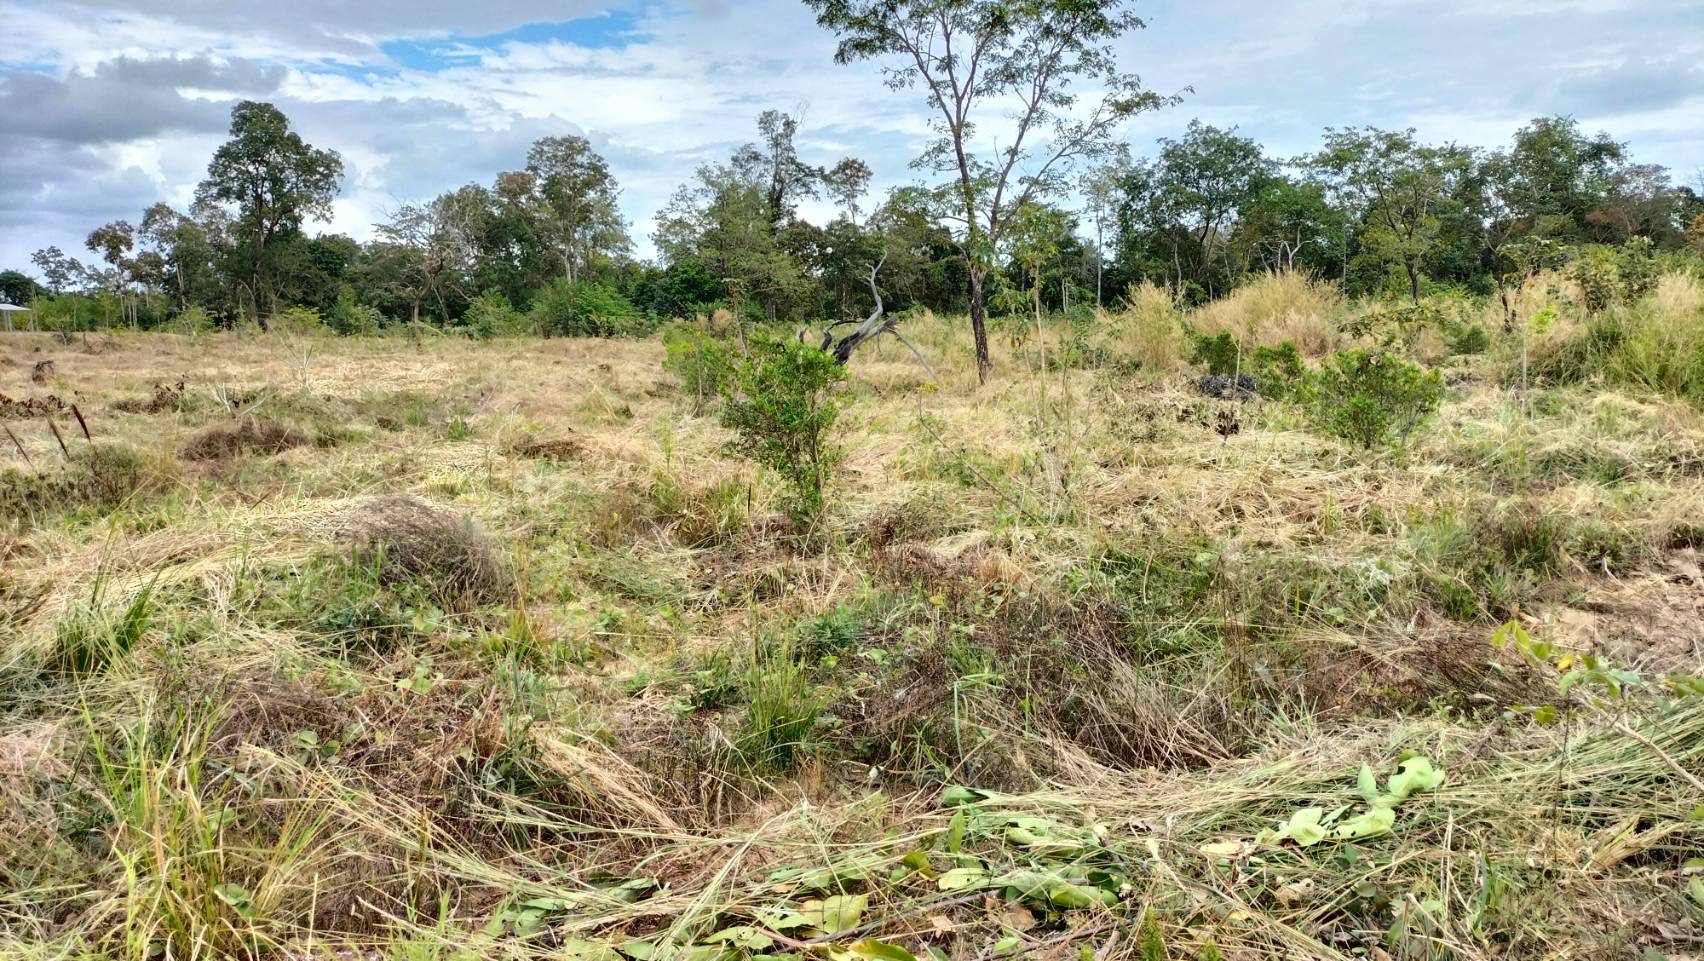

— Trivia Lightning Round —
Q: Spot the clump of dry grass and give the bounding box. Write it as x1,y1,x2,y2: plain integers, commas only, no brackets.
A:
1101,281,1186,370
181,416,307,460
341,494,512,606
1190,271,1344,355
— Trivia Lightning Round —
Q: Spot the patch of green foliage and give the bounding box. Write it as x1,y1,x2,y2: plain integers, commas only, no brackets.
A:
719,336,847,526
531,279,645,338
661,323,736,412
1303,349,1443,449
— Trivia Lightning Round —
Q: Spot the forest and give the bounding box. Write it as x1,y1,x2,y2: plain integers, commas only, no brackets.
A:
8,100,1703,359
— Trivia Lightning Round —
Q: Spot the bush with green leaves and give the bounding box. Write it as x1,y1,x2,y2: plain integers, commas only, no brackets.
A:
662,323,736,411
328,286,383,335
1187,330,1241,376
1303,349,1443,450
1249,342,1305,400
465,290,533,339
530,279,644,338
720,336,847,526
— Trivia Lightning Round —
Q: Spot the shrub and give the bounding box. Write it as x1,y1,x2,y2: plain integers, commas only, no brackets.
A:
465,290,533,339
271,305,328,335
1303,349,1443,450
719,337,847,526
1249,342,1305,400
530,279,643,338
328,287,383,335
662,323,736,412
1187,330,1241,376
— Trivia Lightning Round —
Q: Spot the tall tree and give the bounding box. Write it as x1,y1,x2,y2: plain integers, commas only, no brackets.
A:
31,245,86,294
195,101,343,318
519,136,628,285
1310,127,1469,302
804,0,1175,383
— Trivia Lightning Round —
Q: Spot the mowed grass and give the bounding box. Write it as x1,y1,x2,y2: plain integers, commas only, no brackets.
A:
1,277,1703,961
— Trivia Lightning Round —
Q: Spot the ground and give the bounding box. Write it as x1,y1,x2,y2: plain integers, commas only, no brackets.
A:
1,294,1702,961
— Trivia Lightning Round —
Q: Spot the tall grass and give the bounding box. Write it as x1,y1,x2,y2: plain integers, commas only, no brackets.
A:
1188,271,1343,356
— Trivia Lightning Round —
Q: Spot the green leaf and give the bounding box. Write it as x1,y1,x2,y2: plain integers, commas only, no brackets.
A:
1690,877,1704,908
800,895,866,934
213,882,255,918
939,786,982,807
1269,807,1329,847
832,940,918,961
1332,806,1396,840
1386,757,1445,800
991,935,1021,955
945,810,966,853
938,866,989,891
1356,764,1379,804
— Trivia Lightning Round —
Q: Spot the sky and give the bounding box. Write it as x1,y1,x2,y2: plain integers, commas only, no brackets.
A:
1,0,1701,274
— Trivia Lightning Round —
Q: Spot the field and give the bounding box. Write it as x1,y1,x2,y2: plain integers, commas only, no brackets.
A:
3,273,1703,961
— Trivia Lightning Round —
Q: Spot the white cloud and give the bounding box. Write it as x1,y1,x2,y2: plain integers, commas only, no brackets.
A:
2,0,1700,272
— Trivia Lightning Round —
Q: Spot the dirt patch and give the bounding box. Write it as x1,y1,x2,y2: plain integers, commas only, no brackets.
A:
181,417,307,460
1550,549,1704,674
0,392,68,418
341,495,512,607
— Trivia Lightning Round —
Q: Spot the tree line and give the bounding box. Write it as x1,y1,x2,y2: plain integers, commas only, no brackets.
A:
6,1,1702,382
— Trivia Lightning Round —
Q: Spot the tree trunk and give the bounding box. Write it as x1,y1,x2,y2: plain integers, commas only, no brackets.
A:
1406,259,1422,304
968,269,992,385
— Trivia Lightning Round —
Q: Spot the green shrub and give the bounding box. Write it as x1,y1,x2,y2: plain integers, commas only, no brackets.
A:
329,286,383,335
662,323,736,412
530,279,643,337
1303,349,1443,450
272,305,328,335
1447,323,1490,355
1249,342,1305,400
1187,330,1241,375
720,337,848,526
465,290,533,339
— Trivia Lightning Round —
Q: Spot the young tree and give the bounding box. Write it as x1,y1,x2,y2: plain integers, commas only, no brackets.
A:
804,0,1176,383
823,157,874,225
195,101,343,318
1079,146,1131,308
374,196,476,324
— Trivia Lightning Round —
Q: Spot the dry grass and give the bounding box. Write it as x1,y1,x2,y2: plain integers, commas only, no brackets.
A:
0,307,1700,961
1189,271,1344,356
180,415,308,460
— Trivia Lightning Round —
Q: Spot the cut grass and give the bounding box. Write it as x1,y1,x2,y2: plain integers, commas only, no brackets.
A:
0,287,1701,961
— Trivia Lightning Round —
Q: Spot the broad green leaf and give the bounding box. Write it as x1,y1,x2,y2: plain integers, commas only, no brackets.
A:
838,940,918,961
938,866,989,891
939,786,981,807
1387,757,1445,799
1332,806,1396,840
1270,807,1328,847
945,810,966,853
1356,764,1379,804
991,934,1021,955
801,895,866,934
1690,877,1704,908
753,907,813,931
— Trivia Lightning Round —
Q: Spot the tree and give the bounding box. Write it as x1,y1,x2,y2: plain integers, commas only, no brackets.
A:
805,0,1176,383
1079,147,1131,308
30,245,86,294
1310,127,1469,302
374,196,476,324
196,101,343,318
824,157,874,224
0,270,43,305
656,157,809,326
520,135,629,284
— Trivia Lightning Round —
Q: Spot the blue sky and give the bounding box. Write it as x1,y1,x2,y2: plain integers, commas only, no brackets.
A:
2,0,1701,273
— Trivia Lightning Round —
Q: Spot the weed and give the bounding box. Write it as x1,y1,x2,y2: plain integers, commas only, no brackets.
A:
1303,349,1443,449
719,336,847,527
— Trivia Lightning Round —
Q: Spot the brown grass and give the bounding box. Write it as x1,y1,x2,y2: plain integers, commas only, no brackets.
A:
181,415,307,460
341,494,512,606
